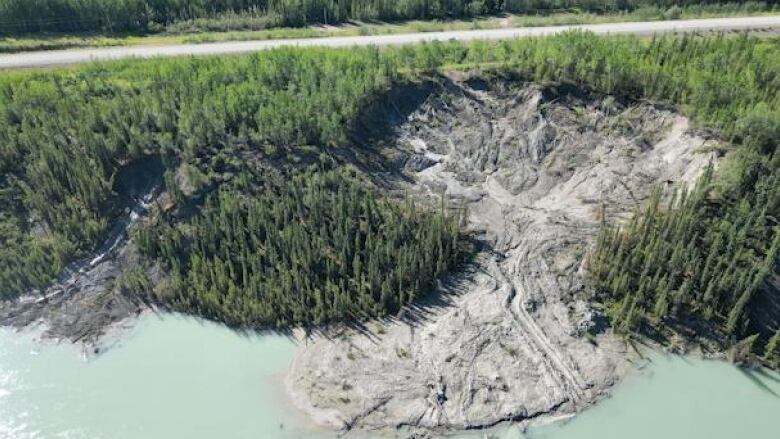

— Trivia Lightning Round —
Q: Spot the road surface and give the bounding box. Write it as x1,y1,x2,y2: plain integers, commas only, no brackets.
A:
2,16,779,69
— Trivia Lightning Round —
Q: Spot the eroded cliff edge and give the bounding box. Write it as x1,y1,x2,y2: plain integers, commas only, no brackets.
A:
287,75,721,433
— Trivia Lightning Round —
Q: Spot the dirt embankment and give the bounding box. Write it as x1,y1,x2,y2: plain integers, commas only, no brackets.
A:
287,75,720,434
0,157,164,348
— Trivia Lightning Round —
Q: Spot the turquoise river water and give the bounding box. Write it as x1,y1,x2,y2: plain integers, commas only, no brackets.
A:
1,313,778,439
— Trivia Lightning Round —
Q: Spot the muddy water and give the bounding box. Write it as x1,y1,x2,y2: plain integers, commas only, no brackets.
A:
0,314,308,439
1,314,778,439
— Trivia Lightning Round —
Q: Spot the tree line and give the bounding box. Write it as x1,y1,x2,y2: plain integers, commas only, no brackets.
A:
0,0,775,34
135,166,464,327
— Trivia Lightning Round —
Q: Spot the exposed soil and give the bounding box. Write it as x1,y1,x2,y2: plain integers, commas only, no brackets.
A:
0,244,148,347
286,74,721,434
0,156,163,347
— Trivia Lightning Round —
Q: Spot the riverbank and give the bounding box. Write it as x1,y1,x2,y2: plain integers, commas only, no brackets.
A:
0,73,727,436
524,353,780,439
3,313,779,439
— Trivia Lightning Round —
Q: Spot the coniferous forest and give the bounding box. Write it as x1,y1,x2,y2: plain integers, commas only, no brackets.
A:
136,167,462,327
0,47,396,298
0,0,776,34
0,33,778,354
590,163,780,346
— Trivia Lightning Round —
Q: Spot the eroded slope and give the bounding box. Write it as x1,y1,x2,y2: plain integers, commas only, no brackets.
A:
287,76,720,432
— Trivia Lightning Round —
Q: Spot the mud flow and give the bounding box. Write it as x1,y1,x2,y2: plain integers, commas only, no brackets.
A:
289,75,720,433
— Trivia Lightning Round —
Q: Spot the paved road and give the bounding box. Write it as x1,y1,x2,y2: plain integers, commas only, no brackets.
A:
2,15,780,69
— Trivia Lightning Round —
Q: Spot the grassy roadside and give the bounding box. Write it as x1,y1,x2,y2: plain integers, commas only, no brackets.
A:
1,6,778,54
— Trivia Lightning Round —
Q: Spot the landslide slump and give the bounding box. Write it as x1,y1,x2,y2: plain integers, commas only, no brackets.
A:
288,76,721,432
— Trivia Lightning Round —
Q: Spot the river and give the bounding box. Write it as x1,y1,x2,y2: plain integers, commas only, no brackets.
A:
1,313,778,439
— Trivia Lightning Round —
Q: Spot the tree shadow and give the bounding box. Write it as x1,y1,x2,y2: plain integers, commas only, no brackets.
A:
748,273,780,345
748,367,780,384
738,367,780,399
